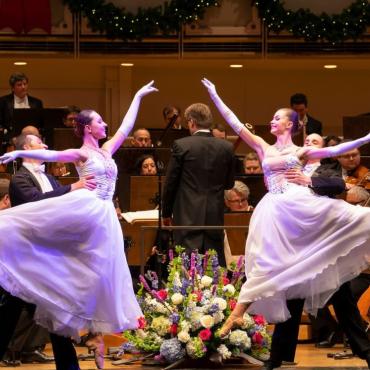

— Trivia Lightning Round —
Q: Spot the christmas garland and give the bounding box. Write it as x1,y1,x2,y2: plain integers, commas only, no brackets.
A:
255,0,370,43
63,0,219,40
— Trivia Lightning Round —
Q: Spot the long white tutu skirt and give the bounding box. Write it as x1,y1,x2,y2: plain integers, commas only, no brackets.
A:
238,185,370,323
0,189,142,339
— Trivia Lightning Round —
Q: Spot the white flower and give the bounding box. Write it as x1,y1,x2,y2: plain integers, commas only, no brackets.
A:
223,284,236,295
212,297,227,311
177,331,191,343
180,320,191,332
213,311,225,325
202,289,212,299
241,313,255,330
150,299,167,314
228,330,251,350
201,275,213,288
173,272,182,289
217,344,232,360
200,314,215,328
190,311,202,330
171,293,184,305
137,329,147,339
151,316,171,336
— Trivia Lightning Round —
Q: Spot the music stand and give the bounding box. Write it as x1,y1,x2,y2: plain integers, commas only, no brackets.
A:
12,108,43,136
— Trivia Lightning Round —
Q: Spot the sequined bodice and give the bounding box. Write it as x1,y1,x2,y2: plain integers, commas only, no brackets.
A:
262,147,302,194
76,146,117,200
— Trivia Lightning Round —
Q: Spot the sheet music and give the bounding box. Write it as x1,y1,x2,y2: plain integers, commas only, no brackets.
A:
122,209,159,223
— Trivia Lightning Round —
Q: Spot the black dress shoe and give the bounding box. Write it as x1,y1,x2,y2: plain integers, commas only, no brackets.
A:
21,349,54,363
2,359,22,366
365,354,370,369
262,360,281,370
315,331,336,348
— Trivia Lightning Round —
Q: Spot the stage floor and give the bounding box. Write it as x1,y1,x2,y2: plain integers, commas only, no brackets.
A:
7,344,369,369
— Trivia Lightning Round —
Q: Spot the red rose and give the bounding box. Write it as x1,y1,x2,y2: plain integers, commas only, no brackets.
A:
223,276,230,285
199,328,212,341
252,331,264,345
138,316,146,329
157,289,168,300
253,315,266,326
229,299,237,310
170,324,178,335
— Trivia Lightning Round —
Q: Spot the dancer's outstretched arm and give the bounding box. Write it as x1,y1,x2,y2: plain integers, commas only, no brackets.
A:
201,78,269,157
299,133,370,160
103,81,158,155
0,148,87,164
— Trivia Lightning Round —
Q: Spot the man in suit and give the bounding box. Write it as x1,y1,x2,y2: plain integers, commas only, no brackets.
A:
162,103,235,267
0,132,95,370
0,178,10,210
0,72,43,153
263,134,370,370
290,93,322,136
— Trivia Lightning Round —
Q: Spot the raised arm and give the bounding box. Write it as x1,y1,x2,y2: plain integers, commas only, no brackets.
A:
0,148,87,164
102,81,158,155
201,78,269,156
298,133,370,161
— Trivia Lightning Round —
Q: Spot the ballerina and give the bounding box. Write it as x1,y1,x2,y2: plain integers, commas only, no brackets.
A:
201,78,370,337
0,81,158,368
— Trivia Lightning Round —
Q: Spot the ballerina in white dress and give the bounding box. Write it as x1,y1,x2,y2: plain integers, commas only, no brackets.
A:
200,78,370,335
0,81,158,368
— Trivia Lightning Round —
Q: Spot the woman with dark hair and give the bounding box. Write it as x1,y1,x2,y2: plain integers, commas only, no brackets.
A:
135,154,157,176
201,78,370,336
321,134,343,167
0,81,158,369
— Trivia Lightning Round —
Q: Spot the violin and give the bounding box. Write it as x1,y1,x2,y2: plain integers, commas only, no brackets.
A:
345,165,370,190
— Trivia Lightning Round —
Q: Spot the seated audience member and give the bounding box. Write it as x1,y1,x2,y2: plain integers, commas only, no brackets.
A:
135,154,157,176
162,105,184,130
325,135,342,147
50,162,71,177
223,180,252,269
63,105,81,128
337,145,369,202
243,152,263,175
0,178,10,210
211,123,227,139
21,125,41,137
130,128,152,147
320,135,342,167
224,180,253,212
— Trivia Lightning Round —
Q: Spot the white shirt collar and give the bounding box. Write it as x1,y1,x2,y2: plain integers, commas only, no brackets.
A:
193,129,211,135
14,94,29,108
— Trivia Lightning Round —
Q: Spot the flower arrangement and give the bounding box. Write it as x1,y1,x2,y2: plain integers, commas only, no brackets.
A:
123,247,271,365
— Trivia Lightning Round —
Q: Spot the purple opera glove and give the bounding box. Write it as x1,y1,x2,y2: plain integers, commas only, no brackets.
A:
118,80,158,138
201,78,245,135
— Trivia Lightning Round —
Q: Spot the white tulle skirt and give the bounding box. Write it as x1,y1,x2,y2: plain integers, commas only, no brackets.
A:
238,185,370,323
0,189,142,339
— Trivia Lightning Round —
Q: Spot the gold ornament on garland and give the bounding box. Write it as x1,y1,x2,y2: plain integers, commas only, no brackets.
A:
63,0,219,40
254,0,370,44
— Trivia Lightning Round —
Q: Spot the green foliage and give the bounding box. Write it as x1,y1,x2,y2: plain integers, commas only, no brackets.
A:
255,0,370,43
63,0,219,40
